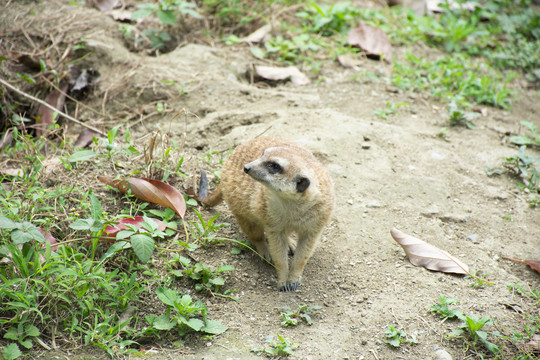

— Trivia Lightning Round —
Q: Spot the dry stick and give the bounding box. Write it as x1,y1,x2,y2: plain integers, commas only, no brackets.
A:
0,78,106,137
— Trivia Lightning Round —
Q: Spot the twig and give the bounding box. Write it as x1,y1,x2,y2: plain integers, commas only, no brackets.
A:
0,78,106,136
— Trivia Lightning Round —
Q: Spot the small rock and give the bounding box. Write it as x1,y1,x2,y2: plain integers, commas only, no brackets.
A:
431,152,444,160
433,349,453,360
467,234,479,244
366,200,382,208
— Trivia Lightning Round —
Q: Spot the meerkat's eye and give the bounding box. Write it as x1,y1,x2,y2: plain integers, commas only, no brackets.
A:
265,161,282,174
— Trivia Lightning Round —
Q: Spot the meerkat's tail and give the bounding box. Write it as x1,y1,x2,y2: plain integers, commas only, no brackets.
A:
199,170,223,207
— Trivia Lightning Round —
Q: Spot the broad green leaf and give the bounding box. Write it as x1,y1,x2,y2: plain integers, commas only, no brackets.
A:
156,287,180,306
185,318,204,331
12,223,44,244
68,150,97,163
24,325,39,337
69,219,95,231
130,234,154,263
157,10,177,25
131,8,154,20
2,343,22,360
4,328,18,340
19,339,32,349
153,314,176,331
201,319,228,335
116,230,135,240
250,46,266,59
386,337,401,347
209,277,225,286
0,216,18,230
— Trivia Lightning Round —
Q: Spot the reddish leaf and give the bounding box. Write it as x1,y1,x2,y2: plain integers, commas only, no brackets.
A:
103,216,166,243
347,23,392,61
391,228,470,275
35,83,69,137
74,128,98,148
99,177,186,219
503,257,540,275
38,228,59,252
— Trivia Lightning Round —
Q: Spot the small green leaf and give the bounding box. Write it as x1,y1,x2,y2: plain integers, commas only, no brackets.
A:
185,318,204,331
24,325,39,337
131,234,154,263
216,264,235,273
100,241,131,261
68,150,97,163
4,328,19,340
209,277,225,286
2,343,22,360
12,223,44,244
386,337,401,347
19,339,32,349
90,194,103,220
131,8,155,20
69,218,95,231
250,46,266,59
231,247,241,255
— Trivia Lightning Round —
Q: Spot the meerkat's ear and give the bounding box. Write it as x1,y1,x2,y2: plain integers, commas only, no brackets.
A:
296,177,310,193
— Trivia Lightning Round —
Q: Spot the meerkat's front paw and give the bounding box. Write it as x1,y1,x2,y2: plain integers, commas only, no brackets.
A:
278,280,300,292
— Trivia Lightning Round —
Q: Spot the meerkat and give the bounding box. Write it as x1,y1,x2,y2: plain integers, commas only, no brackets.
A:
203,136,334,292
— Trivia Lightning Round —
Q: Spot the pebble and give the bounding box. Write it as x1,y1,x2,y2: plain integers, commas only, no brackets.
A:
467,234,479,244
433,349,453,360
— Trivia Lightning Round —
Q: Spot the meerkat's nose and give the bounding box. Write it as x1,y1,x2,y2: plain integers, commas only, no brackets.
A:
244,165,251,174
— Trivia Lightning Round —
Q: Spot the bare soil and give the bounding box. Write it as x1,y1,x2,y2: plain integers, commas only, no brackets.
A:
2,1,539,359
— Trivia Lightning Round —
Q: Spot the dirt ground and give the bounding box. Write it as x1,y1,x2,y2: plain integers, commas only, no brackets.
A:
2,1,540,359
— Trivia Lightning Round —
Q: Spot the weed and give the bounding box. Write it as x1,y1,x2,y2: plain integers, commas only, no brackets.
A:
252,333,298,357
372,101,408,120
152,287,227,336
188,208,229,245
508,282,540,303
297,2,361,36
466,270,492,289
177,255,235,295
503,146,540,194
446,101,479,129
278,305,322,327
430,294,464,320
384,324,418,347
509,121,540,148
450,314,500,354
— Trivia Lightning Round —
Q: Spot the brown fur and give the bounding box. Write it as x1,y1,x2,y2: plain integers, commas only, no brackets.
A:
203,137,334,291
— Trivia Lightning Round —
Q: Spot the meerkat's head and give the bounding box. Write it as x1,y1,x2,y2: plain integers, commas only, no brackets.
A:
243,145,316,199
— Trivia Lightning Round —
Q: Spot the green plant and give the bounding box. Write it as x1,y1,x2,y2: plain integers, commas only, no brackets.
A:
509,121,540,147
188,208,229,245
152,287,227,336
372,102,408,120
252,333,298,357
503,146,540,194
466,270,492,289
278,305,322,327
3,323,40,351
2,343,23,360
384,324,418,347
430,294,463,320
450,314,500,354
447,101,479,129
297,2,361,36
178,256,235,295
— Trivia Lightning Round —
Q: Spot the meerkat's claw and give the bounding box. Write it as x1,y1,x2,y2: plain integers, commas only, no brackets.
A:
278,281,300,292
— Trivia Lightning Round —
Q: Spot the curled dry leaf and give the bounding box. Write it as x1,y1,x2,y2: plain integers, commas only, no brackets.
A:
99,177,186,219
347,23,392,61
391,228,470,275
254,65,310,85
74,128,99,149
103,216,166,243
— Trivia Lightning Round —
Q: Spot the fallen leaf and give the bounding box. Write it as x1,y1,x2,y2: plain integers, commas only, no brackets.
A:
0,168,24,177
242,23,275,44
38,228,59,252
524,334,540,352
35,82,69,137
347,23,392,61
85,0,120,11
337,54,363,70
103,216,166,243
74,128,98,148
99,177,186,219
503,257,540,275
254,65,310,85
69,66,101,98
391,228,470,274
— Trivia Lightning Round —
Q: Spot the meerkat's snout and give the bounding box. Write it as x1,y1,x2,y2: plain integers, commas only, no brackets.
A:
244,164,251,174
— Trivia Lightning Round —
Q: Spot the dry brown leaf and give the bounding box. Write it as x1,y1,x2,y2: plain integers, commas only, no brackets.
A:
347,23,392,61
503,257,540,275
35,83,68,137
254,65,310,85
85,0,120,11
74,128,99,149
391,228,470,274
99,177,186,219
337,54,363,70
0,168,24,177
